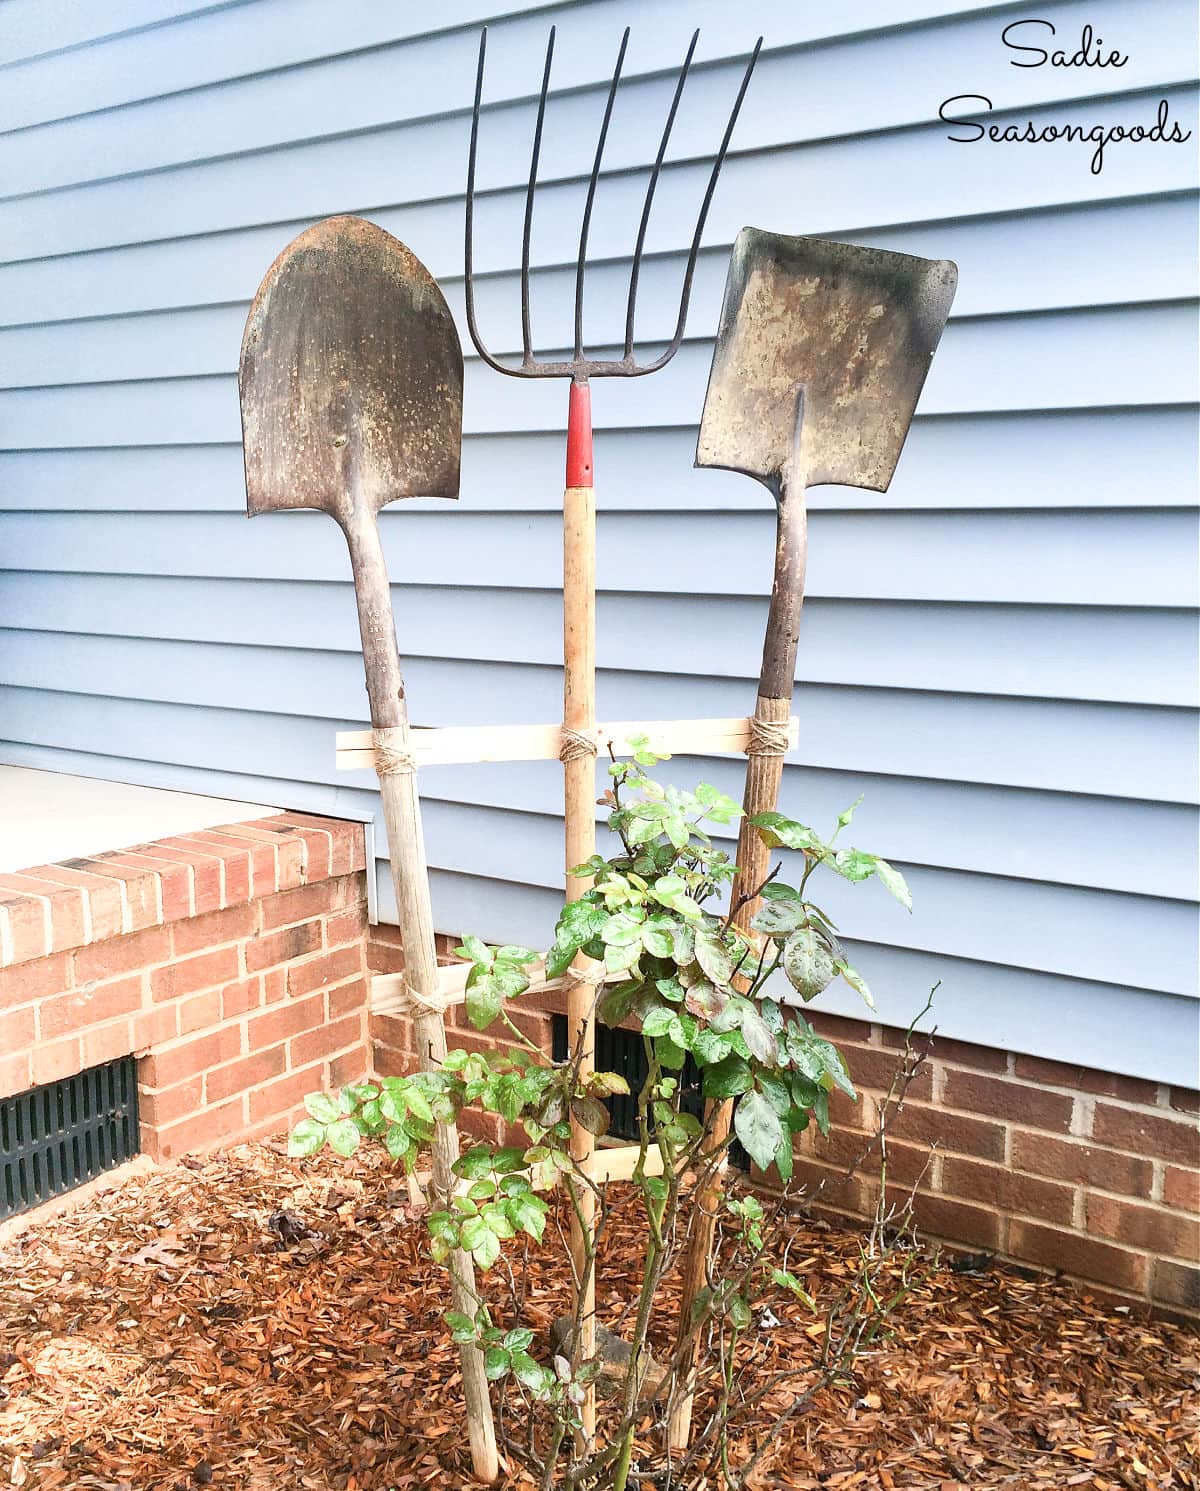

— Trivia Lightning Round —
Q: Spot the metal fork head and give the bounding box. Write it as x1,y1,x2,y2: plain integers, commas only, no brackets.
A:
464,25,761,382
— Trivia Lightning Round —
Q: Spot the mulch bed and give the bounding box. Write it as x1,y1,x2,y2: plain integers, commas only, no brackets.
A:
0,1142,1195,1490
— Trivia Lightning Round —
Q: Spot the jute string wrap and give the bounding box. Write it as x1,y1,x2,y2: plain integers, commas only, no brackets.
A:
559,726,598,763
386,980,451,1019
372,726,417,776
746,715,792,757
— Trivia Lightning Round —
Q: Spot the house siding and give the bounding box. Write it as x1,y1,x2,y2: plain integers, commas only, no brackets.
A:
1,0,1197,1082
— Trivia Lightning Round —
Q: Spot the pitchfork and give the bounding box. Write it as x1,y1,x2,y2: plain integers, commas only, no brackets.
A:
464,24,761,1444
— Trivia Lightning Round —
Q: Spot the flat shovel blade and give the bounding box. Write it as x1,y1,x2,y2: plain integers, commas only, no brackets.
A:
697,227,957,493
239,215,462,521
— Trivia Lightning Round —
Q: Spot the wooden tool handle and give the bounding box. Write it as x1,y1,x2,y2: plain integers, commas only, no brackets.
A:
669,493,808,1454
343,509,499,1485
563,380,598,1442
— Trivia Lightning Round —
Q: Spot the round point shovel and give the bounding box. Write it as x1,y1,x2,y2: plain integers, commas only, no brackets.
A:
238,215,499,1484
669,227,957,1451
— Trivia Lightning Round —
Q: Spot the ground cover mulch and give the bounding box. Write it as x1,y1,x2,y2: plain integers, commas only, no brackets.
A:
0,1142,1195,1490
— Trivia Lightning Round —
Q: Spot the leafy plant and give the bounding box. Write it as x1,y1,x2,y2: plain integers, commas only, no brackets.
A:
291,742,922,1487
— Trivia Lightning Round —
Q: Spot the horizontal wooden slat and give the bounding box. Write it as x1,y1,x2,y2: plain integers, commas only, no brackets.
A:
335,717,796,769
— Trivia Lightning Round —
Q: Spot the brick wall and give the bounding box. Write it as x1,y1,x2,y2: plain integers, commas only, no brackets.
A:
0,812,371,1162
367,934,1199,1318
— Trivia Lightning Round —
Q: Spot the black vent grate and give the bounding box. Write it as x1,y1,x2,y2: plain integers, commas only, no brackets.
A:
1,1057,140,1219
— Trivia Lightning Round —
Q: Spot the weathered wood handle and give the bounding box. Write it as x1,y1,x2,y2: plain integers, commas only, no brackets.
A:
669,494,807,1453
343,509,499,1484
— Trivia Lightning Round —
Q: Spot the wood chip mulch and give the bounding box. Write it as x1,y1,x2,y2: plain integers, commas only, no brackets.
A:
0,1142,1195,1490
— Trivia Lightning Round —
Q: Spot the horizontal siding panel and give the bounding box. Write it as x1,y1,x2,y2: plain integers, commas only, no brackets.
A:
2,84,1195,265
0,0,225,67
5,195,1195,332
2,508,1195,608
3,581,1194,706
1,409,1195,513
1,662,1193,805
0,0,997,134
5,0,1194,200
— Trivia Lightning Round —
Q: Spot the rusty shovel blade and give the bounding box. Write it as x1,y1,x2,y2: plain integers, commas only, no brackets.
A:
239,215,462,523
696,227,957,494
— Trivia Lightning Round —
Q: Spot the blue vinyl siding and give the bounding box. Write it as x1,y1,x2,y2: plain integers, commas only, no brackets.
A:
0,0,1196,1082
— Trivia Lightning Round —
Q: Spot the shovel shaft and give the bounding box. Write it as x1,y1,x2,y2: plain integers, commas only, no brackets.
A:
669,490,807,1454
342,508,500,1485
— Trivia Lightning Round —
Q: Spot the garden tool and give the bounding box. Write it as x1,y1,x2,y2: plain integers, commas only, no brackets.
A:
670,227,958,1450
464,26,760,1441
238,215,499,1484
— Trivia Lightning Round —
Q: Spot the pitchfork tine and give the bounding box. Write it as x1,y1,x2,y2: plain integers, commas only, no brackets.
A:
624,29,699,361
574,27,629,364
520,28,556,367
641,35,763,376
464,27,509,379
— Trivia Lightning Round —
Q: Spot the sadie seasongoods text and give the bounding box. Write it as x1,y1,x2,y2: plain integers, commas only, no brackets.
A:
939,19,1191,175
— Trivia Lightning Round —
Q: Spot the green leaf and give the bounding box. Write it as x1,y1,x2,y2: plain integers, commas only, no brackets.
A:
403,1085,434,1124
473,1228,501,1271
750,812,827,856
655,1035,686,1070
812,1088,831,1137
835,960,875,1010
734,1089,784,1172
874,858,913,911
511,1350,554,1395
832,847,877,883
691,1027,729,1066
641,1006,674,1038
836,794,865,830
740,1005,777,1066
775,1130,794,1183
303,1092,341,1125
503,1327,535,1352
511,1195,548,1243
466,973,505,1031
484,1346,511,1380
771,1269,816,1309
325,1118,360,1157
702,1054,753,1099
694,928,734,987
384,1124,412,1162
457,934,494,968
570,1095,610,1137
750,898,808,936
287,1118,326,1157
496,944,539,964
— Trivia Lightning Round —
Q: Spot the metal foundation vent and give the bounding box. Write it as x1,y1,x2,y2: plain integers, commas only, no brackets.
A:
1,1056,140,1219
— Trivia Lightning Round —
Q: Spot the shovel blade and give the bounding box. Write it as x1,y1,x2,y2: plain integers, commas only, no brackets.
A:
239,215,462,521
697,228,957,493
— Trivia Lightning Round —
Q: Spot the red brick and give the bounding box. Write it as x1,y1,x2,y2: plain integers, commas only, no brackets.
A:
138,1076,204,1128
1086,1194,1200,1258
943,1068,1072,1132
1011,1054,1161,1103
105,853,191,922
1093,1103,1199,1168
177,987,223,1035
74,925,170,985
247,991,325,1052
245,919,322,972
286,822,333,881
884,1100,1007,1162
260,878,349,931
81,1020,135,1068
151,839,226,913
806,1010,873,1045
805,1126,933,1188
1011,1130,1153,1199
506,1005,556,1053
0,874,86,954
26,864,124,941
132,1004,179,1052
142,1025,242,1088
0,1004,36,1051
287,944,362,1000
262,968,287,1004
1170,1088,1200,1115
1008,1219,1147,1293
0,1050,31,1099
881,1026,1006,1074
326,905,368,947
941,1155,1075,1225
268,814,365,878
459,1107,503,1145
0,951,71,1008
0,890,49,964
368,928,406,975
894,1187,1003,1251
374,1041,417,1078
789,1155,876,1216
222,823,303,891
329,1047,369,1089
40,974,144,1040
1163,1166,1200,1214
76,857,160,930
372,1012,413,1056
150,945,240,1003
248,1061,327,1125
839,1041,933,1101
206,1046,287,1104
221,977,262,1020
328,977,368,1020
149,1096,245,1161
290,1013,363,1069
171,902,258,957
187,830,267,899
1151,1258,1200,1312
30,1035,82,1086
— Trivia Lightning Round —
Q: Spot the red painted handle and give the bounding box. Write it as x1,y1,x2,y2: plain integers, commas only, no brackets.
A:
566,380,593,489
